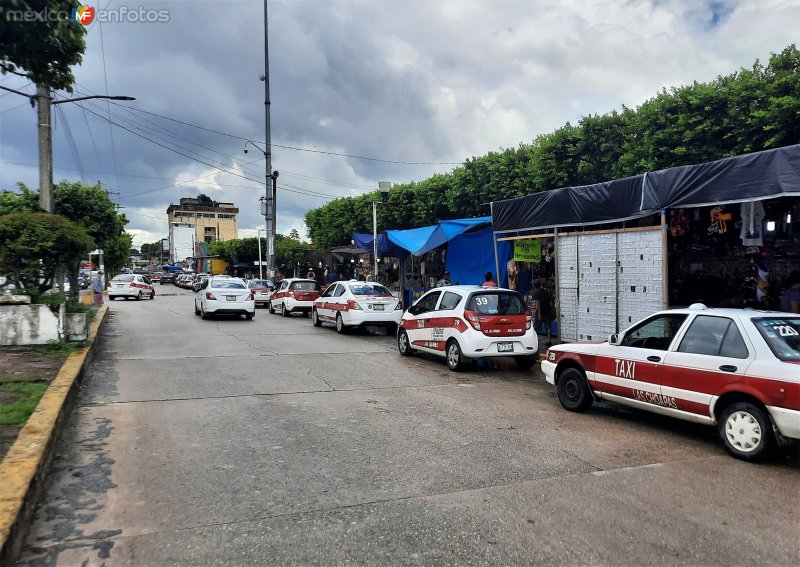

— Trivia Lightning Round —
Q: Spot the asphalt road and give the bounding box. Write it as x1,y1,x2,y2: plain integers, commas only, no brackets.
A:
18,287,800,566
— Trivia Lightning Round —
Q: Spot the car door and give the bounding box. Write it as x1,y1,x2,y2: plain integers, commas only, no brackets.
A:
660,314,754,418
274,280,289,309
433,290,464,348
407,290,443,352
317,283,338,322
594,313,689,407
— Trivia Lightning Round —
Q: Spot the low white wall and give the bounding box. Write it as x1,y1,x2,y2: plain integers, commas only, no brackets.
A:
0,304,62,346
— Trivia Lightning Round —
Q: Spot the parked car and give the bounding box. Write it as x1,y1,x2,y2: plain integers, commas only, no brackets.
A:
108,274,155,301
247,279,275,308
192,274,211,292
269,278,320,317
312,280,402,334
398,286,538,371
194,276,255,320
151,271,162,283
160,271,178,284
541,304,800,462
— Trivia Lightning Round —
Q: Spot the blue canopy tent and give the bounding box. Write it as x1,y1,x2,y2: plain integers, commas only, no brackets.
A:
445,227,511,287
352,232,410,259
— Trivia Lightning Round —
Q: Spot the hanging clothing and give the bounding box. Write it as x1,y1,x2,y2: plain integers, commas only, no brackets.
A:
740,201,766,246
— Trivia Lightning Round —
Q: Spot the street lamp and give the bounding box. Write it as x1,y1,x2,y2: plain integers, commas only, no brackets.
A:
373,182,391,282
245,140,278,277
0,85,135,212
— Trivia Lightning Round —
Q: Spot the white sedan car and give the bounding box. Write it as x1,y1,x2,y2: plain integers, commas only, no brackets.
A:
108,274,155,300
194,277,255,320
247,279,275,307
312,280,403,333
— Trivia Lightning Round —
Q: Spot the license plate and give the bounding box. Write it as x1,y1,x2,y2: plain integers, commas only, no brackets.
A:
226,295,237,302
497,342,514,352
372,304,384,311
115,285,124,288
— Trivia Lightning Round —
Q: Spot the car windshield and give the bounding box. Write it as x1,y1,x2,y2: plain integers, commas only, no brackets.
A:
752,317,800,361
112,275,136,282
467,292,525,315
291,281,318,291
211,280,246,289
349,283,392,296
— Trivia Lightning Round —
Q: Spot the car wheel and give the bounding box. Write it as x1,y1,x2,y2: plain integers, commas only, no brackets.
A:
136,291,142,301
150,291,155,299
336,313,348,334
245,313,254,321
303,311,310,318
282,303,291,317
515,355,537,370
268,301,274,314
385,323,398,335
718,401,775,462
109,296,116,301
312,309,322,327
557,367,593,412
194,302,201,316
446,339,466,371
201,305,211,320
397,329,413,356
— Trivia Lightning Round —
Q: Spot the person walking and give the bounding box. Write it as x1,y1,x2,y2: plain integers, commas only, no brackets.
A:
481,272,498,287
532,280,553,346
92,271,105,305
437,271,451,287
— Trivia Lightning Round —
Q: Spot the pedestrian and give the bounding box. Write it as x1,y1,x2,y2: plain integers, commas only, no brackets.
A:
481,272,498,287
532,280,553,346
326,266,337,285
781,271,800,313
92,271,105,305
437,271,451,287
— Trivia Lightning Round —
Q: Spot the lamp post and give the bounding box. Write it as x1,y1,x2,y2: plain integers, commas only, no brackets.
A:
245,140,278,277
373,182,391,282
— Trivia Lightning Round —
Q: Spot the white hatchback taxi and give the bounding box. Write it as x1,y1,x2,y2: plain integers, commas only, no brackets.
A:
108,274,155,301
398,286,539,371
194,276,255,320
541,304,800,461
269,278,320,317
312,280,402,333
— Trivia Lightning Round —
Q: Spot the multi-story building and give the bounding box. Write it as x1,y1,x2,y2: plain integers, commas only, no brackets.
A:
166,197,239,245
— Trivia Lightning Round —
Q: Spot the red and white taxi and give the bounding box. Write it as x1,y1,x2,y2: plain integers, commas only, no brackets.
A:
542,304,800,461
269,278,320,317
312,280,402,333
108,274,155,301
398,286,538,371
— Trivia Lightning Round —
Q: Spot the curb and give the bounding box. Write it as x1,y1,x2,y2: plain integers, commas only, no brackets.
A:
0,304,110,562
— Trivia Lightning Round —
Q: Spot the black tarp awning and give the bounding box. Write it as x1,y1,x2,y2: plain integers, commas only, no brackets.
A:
492,144,800,234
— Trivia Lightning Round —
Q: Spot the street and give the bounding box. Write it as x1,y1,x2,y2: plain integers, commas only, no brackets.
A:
19,288,800,566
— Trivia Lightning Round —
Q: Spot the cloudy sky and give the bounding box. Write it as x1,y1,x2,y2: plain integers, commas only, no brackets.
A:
1,0,798,249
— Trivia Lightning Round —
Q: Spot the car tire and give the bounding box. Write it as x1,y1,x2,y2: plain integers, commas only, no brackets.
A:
515,355,537,370
336,313,348,334
312,309,322,327
557,367,593,412
385,323,398,336
718,401,775,462
303,311,310,318
194,302,201,316
136,291,142,301
245,313,254,321
282,304,291,317
109,296,116,301
397,329,413,356
268,301,274,314
150,291,155,299
446,340,466,371
201,306,211,320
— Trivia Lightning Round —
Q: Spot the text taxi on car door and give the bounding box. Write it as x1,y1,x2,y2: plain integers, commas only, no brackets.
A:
541,304,800,461
398,285,539,371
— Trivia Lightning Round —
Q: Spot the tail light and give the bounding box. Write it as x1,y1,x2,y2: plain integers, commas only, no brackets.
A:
346,299,362,311
246,293,254,301
287,290,295,297
252,288,265,293
205,292,217,300
394,301,403,310
464,310,481,331
525,309,532,330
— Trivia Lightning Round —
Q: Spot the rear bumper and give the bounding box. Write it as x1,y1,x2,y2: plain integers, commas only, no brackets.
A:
205,301,255,314
344,310,402,327
109,287,136,297
285,299,314,312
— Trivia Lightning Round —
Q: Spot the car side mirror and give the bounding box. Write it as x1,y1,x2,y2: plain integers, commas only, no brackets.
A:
608,333,621,345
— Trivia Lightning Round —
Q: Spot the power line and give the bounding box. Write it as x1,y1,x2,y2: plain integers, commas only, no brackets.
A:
98,19,121,197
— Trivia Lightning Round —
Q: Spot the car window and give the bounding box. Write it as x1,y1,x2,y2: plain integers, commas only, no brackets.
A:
752,317,800,361
467,292,525,315
142,276,152,285
291,281,319,291
250,280,272,288
348,283,391,296
414,291,442,314
278,281,288,291
438,291,462,311
621,314,688,350
112,275,135,282
333,284,346,297
212,280,246,289
321,284,337,298
678,316,749,359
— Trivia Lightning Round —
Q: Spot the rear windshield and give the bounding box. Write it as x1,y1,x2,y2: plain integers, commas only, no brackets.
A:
112,275,135,282
752,317,800,361
349,283,392,296
467,292,526,315
291,281,319,291
211,280,246,289
251,280,273,287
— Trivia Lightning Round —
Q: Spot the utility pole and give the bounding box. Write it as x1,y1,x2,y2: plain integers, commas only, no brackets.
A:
262,0,275,277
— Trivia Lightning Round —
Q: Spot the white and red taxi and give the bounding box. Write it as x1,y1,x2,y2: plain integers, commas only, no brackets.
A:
398,286,539,371
108,274,155,301
269,278,320,317
542,304,800,461
312,280,402,333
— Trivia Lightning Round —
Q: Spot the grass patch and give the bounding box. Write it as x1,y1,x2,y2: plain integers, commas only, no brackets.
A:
33,340,83,356
0,382,49,427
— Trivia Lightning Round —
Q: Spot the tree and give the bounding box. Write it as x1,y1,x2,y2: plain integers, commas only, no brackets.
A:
274,233,306,271
0,211,94,293
0,0,87,91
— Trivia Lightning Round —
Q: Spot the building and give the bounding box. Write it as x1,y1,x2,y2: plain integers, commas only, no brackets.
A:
170,223,196,265
166,197,239,245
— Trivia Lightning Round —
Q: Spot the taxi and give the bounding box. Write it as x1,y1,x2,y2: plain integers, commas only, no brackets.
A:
108,274,155,301
269,278,320,317
312,280,402,334
398,286,538,371
541,304,800,461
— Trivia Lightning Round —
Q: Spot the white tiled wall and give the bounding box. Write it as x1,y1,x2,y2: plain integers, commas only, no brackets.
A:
618,230,664,330
577,233,617,341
